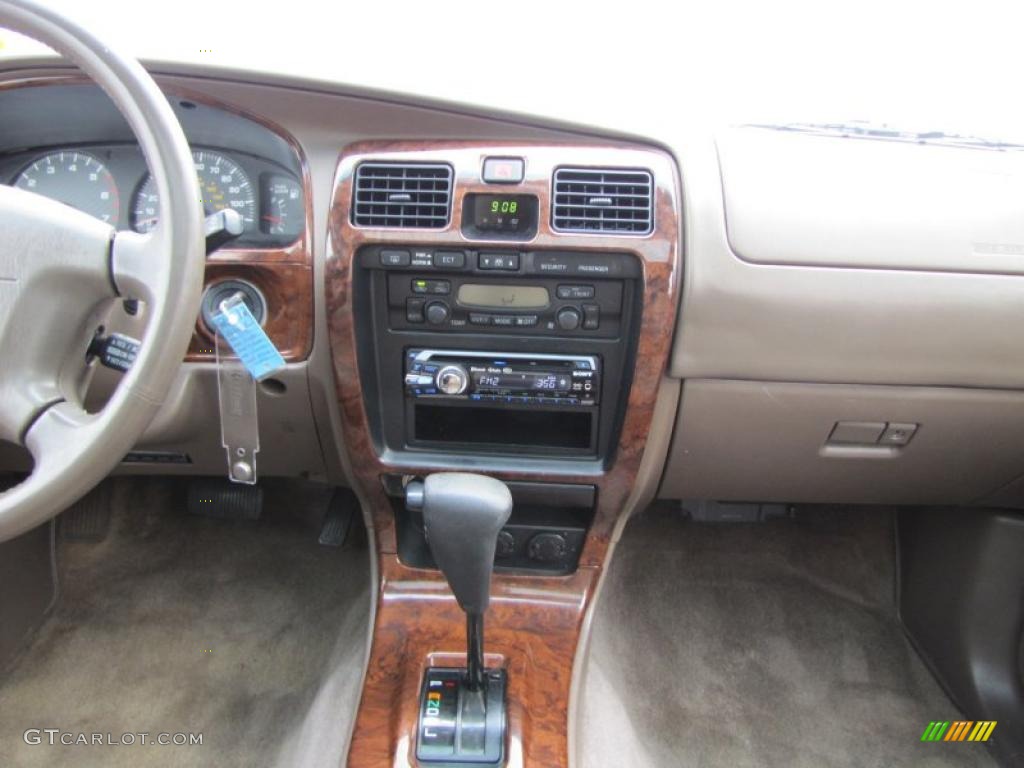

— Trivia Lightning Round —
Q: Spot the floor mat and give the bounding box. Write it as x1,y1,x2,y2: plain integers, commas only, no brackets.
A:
0,478,370,768
579,504,999,768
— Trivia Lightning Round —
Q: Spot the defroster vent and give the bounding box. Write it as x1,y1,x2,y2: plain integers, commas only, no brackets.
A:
352,162,453,228
552,167,653,234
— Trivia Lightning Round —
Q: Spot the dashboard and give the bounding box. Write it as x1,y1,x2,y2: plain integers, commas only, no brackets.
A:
1,61,1024,519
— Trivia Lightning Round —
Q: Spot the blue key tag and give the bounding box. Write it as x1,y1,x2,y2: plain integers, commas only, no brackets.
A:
210,296,285,381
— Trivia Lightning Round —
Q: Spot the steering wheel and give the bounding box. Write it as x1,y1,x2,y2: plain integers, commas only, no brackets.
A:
0,0,205,542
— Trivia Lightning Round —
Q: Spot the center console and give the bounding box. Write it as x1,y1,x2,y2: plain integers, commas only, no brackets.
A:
326,141,680,768
354,244,641,463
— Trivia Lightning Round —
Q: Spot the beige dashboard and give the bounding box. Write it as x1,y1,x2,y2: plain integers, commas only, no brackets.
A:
2,58,1024,511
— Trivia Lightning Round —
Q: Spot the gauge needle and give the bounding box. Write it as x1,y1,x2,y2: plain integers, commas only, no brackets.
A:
261,215,281,223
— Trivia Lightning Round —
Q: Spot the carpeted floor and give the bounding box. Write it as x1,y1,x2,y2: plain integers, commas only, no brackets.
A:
0,478,370,768
580,504,999,768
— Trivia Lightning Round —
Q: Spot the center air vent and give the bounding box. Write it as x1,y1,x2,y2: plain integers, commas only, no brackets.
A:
552,167,653,234
352,163,453,229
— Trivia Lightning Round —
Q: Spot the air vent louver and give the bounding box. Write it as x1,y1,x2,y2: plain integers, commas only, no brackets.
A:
552,167,654,234
352,162,453,228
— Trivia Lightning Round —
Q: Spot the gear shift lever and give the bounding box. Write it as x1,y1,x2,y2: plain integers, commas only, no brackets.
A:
406,473,512,686
406,473,512,765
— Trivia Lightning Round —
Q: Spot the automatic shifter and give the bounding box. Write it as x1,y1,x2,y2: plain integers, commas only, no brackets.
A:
406,473,512,766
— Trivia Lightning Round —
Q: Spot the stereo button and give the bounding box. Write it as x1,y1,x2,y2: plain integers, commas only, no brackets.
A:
491,315,514,326
515,315,538,327
436,364,469,395
469,313,492,325
405,373,434,388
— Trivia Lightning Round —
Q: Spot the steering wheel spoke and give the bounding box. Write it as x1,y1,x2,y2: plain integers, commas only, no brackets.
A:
110,229,161,303
24,400,99,469
0,185,117,444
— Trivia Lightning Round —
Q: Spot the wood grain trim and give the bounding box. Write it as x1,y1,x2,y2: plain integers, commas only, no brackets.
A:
326,142,681,768
0,74,315,361
187,263,313,362
353,558,594,768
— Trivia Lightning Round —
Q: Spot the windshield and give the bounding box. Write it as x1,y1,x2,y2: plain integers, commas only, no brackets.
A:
3,0,1023,144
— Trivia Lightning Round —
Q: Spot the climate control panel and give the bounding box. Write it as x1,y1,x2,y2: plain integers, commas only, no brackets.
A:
359,245,640,338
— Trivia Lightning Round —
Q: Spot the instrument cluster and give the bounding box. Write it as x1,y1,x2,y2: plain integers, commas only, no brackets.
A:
3,144,304,247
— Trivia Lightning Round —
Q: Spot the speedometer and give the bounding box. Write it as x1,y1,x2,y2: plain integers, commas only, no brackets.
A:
131,149,255,233
15,151,119,224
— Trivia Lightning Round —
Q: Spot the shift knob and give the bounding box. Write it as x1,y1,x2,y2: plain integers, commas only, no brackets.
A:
407,473,512,615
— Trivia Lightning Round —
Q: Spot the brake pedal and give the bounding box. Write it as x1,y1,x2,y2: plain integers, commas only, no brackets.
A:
61,481,113,541
187,479,262,521
319,488,357,547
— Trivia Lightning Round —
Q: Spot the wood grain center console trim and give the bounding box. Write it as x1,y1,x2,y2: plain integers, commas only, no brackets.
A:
326,141,681,767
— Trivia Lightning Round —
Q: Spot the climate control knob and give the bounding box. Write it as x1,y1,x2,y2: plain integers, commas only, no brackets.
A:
435,364,469,395
556,307,581,331
425,301,450,325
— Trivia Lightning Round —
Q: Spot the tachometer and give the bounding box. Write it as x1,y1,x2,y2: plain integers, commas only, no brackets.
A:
131,149,255,233
14,151,120,224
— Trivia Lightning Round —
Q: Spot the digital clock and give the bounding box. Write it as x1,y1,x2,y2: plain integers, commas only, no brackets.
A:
462,193,538,239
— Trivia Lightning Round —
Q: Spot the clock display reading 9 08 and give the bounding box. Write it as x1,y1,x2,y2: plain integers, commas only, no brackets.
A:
468,193,538,234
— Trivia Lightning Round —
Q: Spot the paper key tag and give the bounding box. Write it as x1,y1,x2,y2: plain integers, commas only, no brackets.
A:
210,295,286,381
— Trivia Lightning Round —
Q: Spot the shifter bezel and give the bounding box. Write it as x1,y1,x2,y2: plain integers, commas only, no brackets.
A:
416,666,507,766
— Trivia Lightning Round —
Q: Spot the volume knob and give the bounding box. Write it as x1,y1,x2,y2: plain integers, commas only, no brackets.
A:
436,364,469,395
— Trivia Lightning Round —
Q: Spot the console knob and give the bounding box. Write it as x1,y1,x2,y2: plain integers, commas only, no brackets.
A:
495,530,516,559
556,307,581,331
425,301,450,325
436,364,469,395
527,532,568,563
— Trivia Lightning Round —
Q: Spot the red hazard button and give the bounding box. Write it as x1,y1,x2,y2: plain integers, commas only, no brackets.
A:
482,157,524,184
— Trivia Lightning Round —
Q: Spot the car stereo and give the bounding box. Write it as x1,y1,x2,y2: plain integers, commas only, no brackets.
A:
404,349,600,406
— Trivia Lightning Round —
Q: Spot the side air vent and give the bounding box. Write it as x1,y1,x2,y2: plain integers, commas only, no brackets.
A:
352,162,453,228
552,167,654,234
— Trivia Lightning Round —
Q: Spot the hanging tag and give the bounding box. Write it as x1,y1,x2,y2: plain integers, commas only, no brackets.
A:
212,293,277,485
209,294,285,381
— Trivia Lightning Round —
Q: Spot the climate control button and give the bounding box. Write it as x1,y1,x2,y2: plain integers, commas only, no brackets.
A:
555,307,582,331
425,301,450,325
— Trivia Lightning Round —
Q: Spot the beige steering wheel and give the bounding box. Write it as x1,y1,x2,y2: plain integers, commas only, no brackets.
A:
0,0,205,541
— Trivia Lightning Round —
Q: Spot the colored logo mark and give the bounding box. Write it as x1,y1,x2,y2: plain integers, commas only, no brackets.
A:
921,721,997,742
